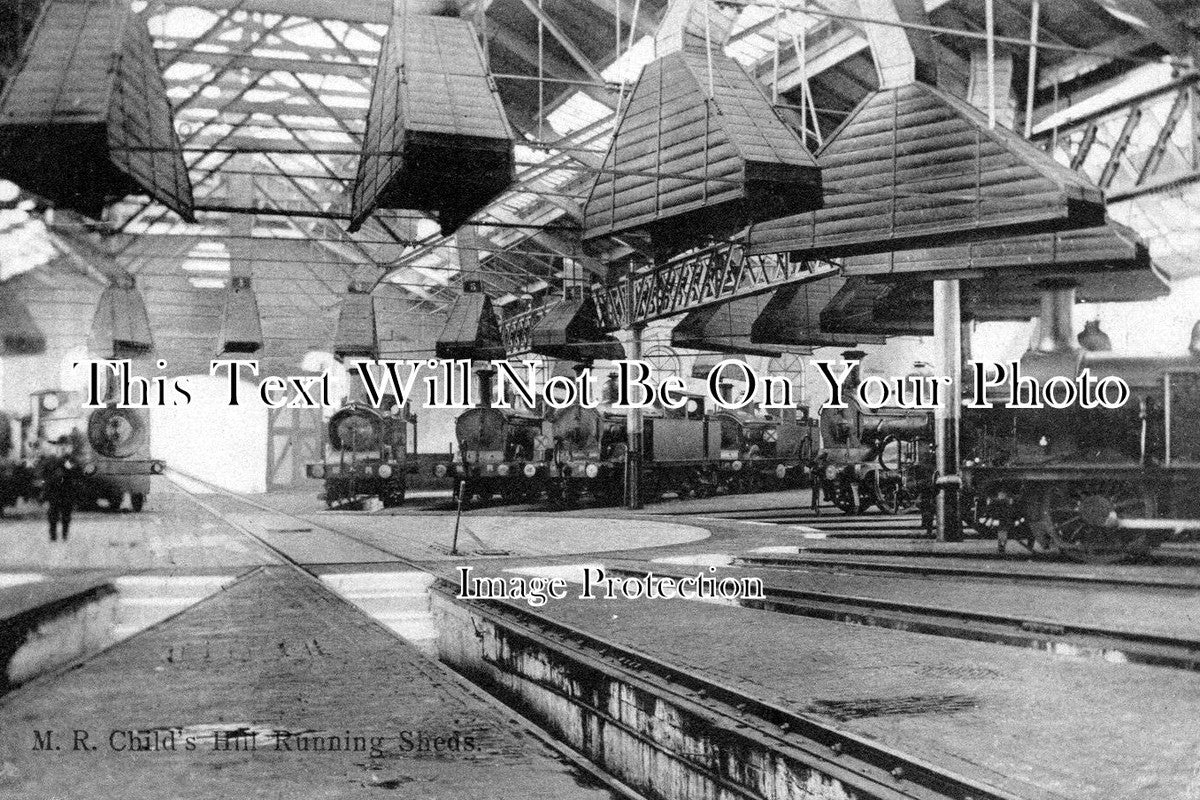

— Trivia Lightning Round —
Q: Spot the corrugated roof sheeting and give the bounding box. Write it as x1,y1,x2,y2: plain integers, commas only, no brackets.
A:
583,46,821,257
349,13,514,235
748,81,1106,259
0,0,193,221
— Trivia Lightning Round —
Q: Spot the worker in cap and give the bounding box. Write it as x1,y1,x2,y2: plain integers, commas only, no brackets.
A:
37,434,82,542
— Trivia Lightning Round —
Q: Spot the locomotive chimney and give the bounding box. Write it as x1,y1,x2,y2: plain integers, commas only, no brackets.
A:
840,350,867,394
1034,280,1077,354
1190,320,1200,358
603,371,619,404
476,366,495,409
1018,280,1082,387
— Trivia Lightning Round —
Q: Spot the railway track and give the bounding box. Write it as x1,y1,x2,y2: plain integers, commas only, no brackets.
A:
431,579,1027,800
165,471,1033,800
733,553,1200,591
603,562,1200,672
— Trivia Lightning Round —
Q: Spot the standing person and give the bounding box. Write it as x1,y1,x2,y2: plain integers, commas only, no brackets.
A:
37,436,81,543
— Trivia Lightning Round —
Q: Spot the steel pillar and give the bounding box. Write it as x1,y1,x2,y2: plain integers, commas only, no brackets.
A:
933,279,963,542
623,324,644,510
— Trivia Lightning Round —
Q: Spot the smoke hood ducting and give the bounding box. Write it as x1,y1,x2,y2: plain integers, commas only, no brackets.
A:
0,285,45,355
91,281,153,357
748,81,1105,259
349,13,514,235
820,278,930,337
217,277,264,355
752,277,884,348
334,283,378,360
843,222,1149,279
529,295,624,362
831,268,1166,336
0,0,194,222
435,288,505,361
583,47,821,259
671,295,784,357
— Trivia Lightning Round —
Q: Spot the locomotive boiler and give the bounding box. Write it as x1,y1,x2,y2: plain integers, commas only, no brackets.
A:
438,406,551,503
85,402,163,511
435,367,552,503
962,294,1200,563
307,402,414,509
713,408,816,492
815,357,934,515
545,403,626,504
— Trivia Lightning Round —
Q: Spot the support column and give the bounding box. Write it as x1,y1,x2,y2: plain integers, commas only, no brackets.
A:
933,279,963,542
624,324,644,510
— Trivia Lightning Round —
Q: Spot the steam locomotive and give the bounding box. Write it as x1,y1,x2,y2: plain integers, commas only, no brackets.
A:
84,401,164,511
0,411,38,514
962,344,1200,564
2,390,166,512
436,370,821,505
307,401,415,509
813,359,935,516
435,404,551,503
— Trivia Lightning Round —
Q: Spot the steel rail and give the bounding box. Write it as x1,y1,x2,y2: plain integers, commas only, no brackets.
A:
160,470,652,800
431,578,1031,800
732,554,1200,591
169,468,1027,798
603,564,1200,672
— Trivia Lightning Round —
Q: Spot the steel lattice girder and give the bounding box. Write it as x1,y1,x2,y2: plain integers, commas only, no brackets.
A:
590,241,840,330
1034,73,1200,203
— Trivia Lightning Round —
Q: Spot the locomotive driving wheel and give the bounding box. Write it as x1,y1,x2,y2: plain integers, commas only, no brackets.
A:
829,477,864,514
1040,480,1155,564
869,471,904,515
